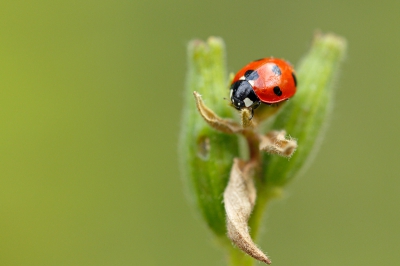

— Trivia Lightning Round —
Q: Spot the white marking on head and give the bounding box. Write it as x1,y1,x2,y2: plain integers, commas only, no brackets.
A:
238,102,241,106
243,98,253,107
239,76,246,80
230,89,233,99
248,80,255,87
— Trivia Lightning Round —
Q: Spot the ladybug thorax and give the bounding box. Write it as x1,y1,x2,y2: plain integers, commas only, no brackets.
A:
230,70,260,110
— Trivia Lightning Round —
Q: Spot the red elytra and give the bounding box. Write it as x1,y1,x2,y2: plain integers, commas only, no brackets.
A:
230,58,297,109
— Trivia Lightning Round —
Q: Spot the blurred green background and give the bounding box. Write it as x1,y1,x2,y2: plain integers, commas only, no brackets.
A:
0,1,399,265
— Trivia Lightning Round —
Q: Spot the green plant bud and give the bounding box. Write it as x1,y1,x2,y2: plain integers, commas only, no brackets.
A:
180,33,347,266
263,33,347,186
179,37,240,237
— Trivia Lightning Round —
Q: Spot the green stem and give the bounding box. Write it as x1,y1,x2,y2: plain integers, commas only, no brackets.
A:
248,186,282,240
227,245,254,266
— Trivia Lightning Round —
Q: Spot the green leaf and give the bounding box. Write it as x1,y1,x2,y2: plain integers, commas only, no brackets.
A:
263,32,347,186
179,37,240,237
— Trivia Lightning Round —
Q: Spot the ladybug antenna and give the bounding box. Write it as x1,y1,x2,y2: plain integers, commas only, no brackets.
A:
223,97,235,108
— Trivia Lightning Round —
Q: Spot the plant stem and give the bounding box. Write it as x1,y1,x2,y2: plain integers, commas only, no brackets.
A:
228,245,255,266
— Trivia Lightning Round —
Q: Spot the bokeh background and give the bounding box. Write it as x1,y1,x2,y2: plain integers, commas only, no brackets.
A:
1,1,399,265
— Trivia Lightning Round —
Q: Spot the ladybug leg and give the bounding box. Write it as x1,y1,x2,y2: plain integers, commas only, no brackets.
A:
253,101,261,110
248,101,261,120
249,108,254,120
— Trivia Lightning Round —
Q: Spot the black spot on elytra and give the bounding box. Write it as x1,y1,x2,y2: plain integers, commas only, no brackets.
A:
291,72,297,86
273,86,282,96
244,70,259,81
271,64,281,76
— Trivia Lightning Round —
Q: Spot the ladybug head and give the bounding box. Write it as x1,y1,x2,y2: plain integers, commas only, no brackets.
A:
230,80,260,110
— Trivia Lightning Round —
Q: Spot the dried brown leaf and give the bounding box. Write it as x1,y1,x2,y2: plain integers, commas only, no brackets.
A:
224,159,272,265
193,91,242,134
259,130,297,158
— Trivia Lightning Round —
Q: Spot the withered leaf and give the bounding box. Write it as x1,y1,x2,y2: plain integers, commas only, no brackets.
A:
259,130,297,158
224,159,272,265
193,91,242,134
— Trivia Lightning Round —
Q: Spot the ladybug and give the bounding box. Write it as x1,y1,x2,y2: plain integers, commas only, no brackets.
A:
230,58,297,114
